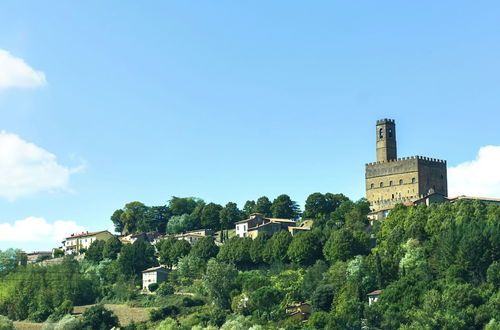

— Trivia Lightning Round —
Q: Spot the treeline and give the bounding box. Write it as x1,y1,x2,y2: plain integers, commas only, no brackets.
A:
111,193,348,235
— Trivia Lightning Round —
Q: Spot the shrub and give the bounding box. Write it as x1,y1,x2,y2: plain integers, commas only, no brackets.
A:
54,315,80,330
80,304,119,330
157,283,175,296
148,283,159,292
149,305,180,322
0,315,14,330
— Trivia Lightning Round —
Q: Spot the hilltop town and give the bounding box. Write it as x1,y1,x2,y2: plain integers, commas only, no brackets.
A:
1,119,499,329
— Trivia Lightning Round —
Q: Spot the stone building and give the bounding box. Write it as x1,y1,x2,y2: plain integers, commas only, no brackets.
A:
365,119,448,211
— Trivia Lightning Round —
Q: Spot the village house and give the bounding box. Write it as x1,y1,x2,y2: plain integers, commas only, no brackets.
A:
286,302,312,321
26,251,52,264
119,231,160,244
142,266,168,291
62,230,114,255
154,229,214,245
235,213,310,239
368,290,382,305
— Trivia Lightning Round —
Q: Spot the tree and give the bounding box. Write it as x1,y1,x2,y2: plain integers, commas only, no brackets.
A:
0,315,14,330
85,240,105,263
242,200,256,218
141,205,170,234
0,249,21,275
190,237,219,261
249,286,283,318
169,197,202,216
219,202,241,229
110,209,125,234
203,259,238,309
255,197,272,217
218,237,253,269
311,285,334,311
102,236,122,260
118,240,157,278
271,194,301,220
158,237,178,268
80,304,119,330
287,231,323,266
171,240,191,264
249,232,270,265
263,231,292,264
201,203,223,230
323,228,369,263
167,214,196,234
120,201,149,234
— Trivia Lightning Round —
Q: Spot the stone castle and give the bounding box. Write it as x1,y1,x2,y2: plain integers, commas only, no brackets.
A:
365,119,448,210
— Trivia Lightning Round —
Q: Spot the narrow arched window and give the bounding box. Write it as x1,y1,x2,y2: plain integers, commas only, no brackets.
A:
388,128,393,137
380,182,384,188
370,183,374,189
389,180,393,186
379,128,384,139
411,178,416,184
399,179,403,185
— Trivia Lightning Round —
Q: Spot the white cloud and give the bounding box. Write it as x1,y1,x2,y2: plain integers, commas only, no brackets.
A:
0,216,86,245
448,145,500,198
0,49,46,89
0,131,82,200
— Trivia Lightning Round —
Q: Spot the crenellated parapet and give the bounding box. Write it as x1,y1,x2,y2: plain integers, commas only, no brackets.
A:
365,155,447,167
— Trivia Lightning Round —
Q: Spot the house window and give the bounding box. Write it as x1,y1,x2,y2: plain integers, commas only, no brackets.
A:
399,179,403,185
389,181,393,186
380,182,384,188
370,183,374,189
411,178,416,184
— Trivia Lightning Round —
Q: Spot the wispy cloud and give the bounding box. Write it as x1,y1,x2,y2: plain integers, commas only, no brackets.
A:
0,131,84,200
0,49,46,89
448,145,500,198
0,216,86,245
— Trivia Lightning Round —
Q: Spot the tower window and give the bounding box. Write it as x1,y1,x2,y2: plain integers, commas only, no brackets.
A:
379,128,384,139
380,182,384,188
399,179,403,185
389,180,393,186
411,178,416,184
388,128,393,137
370,183,374,189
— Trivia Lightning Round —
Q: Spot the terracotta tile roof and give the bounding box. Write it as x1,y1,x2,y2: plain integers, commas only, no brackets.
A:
65,230,110,239
142,266,167,273
367,290,382,296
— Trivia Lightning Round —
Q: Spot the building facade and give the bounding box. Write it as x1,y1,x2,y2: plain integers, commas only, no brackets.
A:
142,266,168,291
365,119,448,211
62,230,114,255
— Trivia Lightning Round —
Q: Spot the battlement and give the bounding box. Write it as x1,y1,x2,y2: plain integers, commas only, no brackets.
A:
365,155,447,167
376,118,395,125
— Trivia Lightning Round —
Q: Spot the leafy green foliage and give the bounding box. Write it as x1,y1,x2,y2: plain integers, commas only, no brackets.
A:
102,235,122,260
203,259,238,309
190,236,219,261
118,240,156,278
287,231,323,265
80,304,119,330
263,231,292,264
85,240,105,263
271,194,301,220
201,203,223,230
219,202,242,230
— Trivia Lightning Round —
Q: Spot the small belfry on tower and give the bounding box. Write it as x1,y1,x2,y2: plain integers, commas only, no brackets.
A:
365,119,448,212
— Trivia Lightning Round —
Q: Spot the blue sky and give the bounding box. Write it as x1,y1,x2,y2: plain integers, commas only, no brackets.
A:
1,1,499,251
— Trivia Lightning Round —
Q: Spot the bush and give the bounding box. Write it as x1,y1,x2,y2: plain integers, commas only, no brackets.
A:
80,304,119,330
54,315,80,330
148,283,159,292
157,283,175,296
0,315,14,330
149,305,180,322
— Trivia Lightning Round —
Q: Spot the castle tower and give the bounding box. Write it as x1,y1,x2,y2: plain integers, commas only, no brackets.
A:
376,119,397,162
